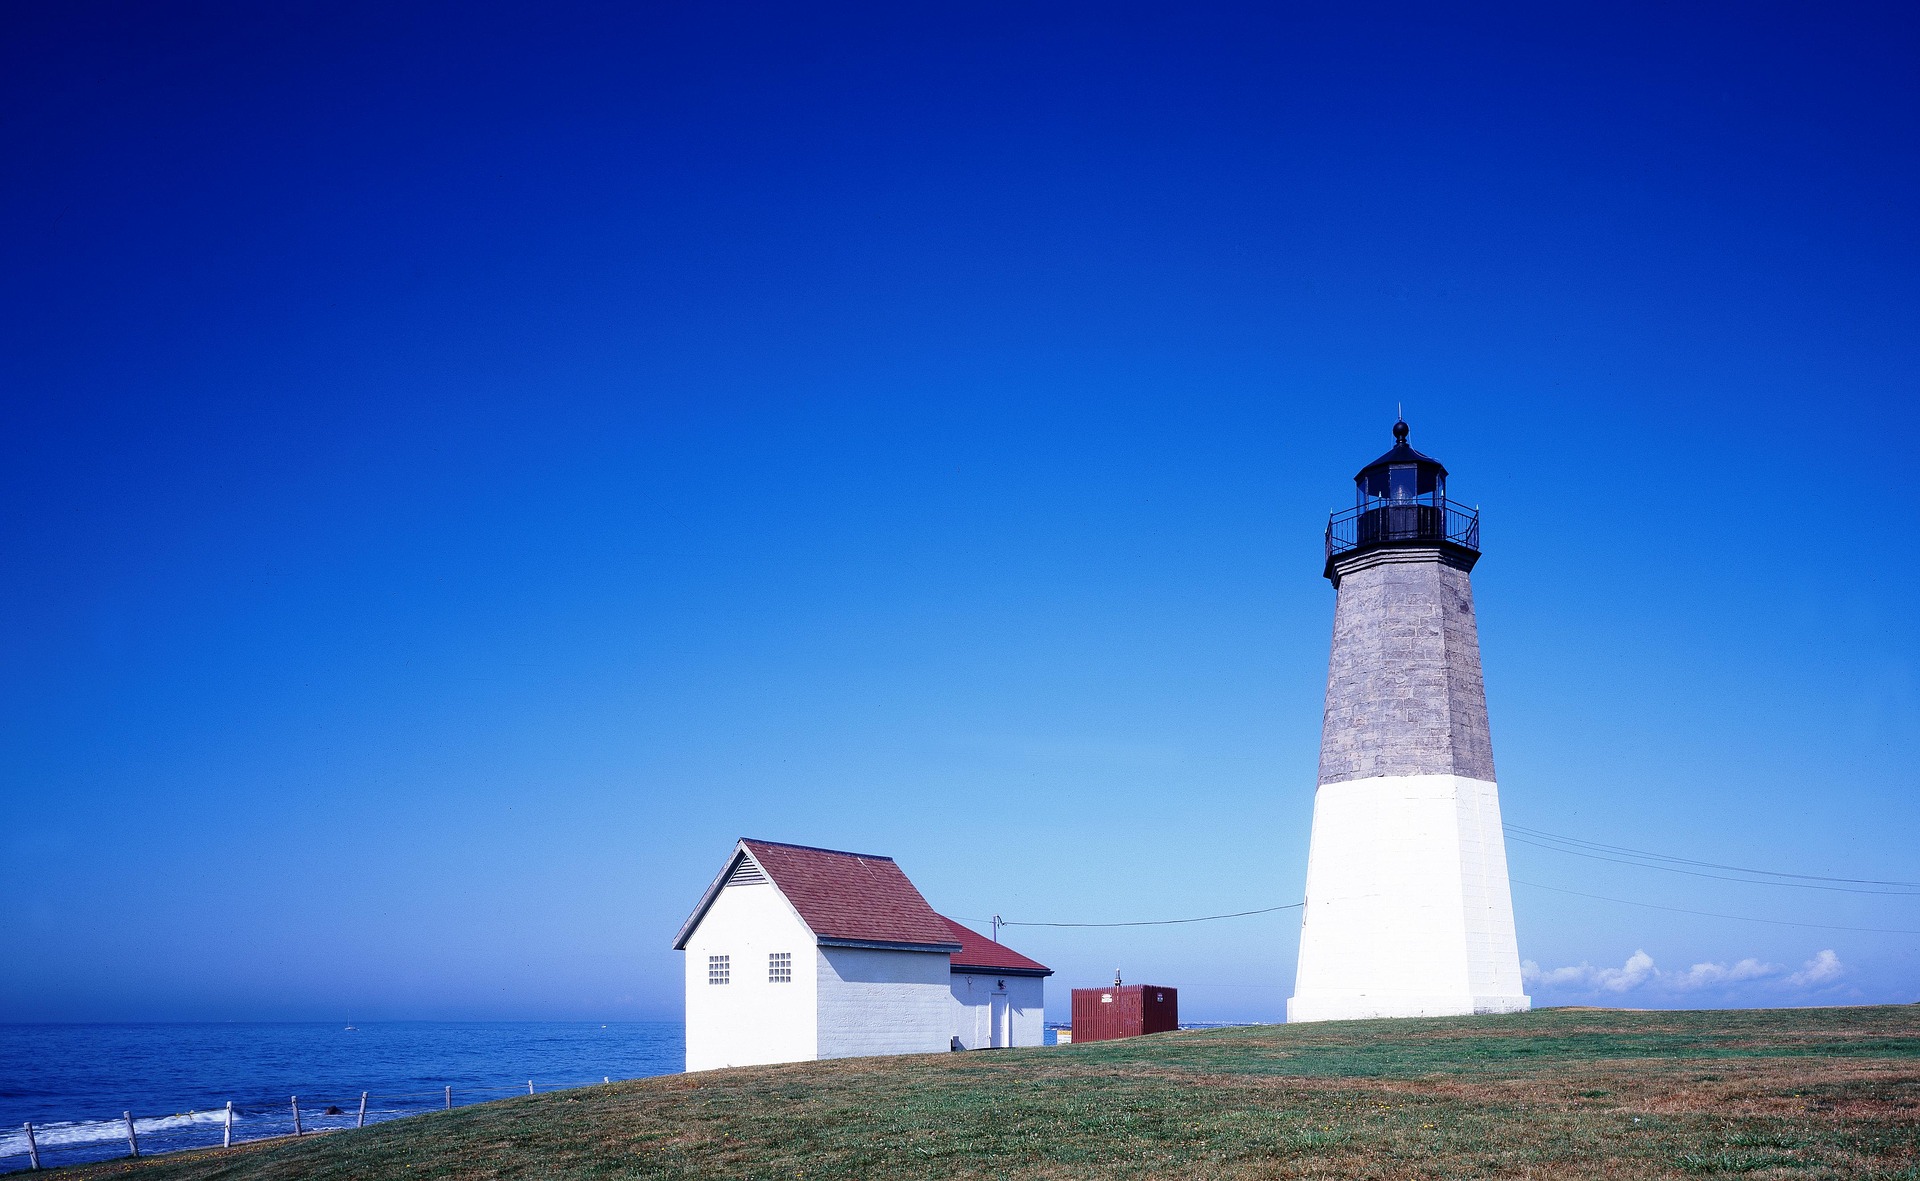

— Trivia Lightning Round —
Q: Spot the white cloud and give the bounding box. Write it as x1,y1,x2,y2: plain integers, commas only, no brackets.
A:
1786,949,1843,987
1523,948,1844,995
1596,949,1658,992
1671,957,1777,988
1523,949,1660,992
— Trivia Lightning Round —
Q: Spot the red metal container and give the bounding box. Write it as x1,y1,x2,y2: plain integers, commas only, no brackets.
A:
1070,983,1178,1043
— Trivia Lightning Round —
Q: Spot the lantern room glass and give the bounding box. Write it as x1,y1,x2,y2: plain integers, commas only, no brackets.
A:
1355,465,1446,509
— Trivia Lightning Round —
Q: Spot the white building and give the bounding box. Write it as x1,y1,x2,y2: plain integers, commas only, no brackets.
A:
674,838,1051,1072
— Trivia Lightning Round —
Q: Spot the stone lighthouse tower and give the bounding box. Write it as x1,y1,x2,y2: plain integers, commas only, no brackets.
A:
1287,419,1529,1022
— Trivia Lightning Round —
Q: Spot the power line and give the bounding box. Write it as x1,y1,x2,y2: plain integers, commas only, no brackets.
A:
980,881,1920,937
1510,878,1920,935
962,827,1918,933
963,902,1303,929
1507,824,1920,890
1505,834,1920,896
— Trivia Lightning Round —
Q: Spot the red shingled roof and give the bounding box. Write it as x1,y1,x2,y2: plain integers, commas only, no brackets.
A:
741,839,960,950
940,916,1052,977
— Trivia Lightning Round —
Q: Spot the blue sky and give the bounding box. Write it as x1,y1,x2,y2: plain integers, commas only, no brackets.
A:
3,2,1916,1024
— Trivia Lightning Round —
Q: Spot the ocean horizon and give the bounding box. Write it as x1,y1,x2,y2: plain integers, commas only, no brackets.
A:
0,1021,685,1172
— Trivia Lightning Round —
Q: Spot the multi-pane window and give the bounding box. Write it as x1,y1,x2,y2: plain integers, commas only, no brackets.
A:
768,952,792,983
707,955,730,985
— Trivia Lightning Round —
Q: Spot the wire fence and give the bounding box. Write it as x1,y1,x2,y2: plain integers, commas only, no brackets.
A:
3,1076,627,1173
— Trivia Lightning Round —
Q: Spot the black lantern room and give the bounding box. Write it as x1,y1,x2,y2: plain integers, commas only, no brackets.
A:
1355,418,1447,506
1324,419,1479,580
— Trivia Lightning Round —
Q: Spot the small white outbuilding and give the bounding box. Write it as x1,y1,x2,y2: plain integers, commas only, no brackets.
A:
941,915,1050,1051
673,838,1051,1072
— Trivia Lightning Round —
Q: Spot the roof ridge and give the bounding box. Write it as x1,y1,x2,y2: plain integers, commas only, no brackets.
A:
740,837,898,861
679,838,963,953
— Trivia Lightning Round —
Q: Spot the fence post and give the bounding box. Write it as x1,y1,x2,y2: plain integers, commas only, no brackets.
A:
527,1080,534,1095
224,1101,233,1148
444,1085,451,1111
358,1092,367,1128
22,1123,39,1170
125,1111,139,1158
291,1096,302,1136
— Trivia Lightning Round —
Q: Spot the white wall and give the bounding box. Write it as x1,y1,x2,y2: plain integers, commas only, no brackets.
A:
1289,773,1530,1022
682,877,819,1071
949,973,1045,1049
816,946,951,1060
1453,775,1528,1002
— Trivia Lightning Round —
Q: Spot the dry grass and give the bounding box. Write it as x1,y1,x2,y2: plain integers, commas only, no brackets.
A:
37,1005,1920,1180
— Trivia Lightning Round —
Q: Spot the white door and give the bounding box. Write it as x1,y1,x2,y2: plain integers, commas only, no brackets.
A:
989,992,1011,1048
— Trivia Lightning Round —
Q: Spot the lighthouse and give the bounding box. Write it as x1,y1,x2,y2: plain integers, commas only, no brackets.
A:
1287,419,1530,1022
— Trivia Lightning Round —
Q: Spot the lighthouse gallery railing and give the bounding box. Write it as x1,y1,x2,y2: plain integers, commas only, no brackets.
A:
1325,498,1480,559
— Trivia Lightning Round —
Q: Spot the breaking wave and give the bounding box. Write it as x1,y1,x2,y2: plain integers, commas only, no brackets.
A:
0,1108,238,1154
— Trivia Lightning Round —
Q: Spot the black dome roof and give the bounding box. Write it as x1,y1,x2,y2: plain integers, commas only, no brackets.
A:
1353,419,1448,481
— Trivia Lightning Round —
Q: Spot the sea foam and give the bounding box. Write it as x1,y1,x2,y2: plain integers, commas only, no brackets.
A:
0,1108,238,1153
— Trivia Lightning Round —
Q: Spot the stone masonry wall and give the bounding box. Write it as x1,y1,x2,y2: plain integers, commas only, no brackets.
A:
1317,547,1496,785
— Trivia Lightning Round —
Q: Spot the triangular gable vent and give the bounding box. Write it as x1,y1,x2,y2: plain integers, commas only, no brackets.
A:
725,856,768,886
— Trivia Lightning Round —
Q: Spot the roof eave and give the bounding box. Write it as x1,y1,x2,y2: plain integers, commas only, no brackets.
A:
817,936,963,953
671,842,752,950
951,963,1053,977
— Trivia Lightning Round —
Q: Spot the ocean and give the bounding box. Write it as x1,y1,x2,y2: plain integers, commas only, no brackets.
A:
0,1022,684,1173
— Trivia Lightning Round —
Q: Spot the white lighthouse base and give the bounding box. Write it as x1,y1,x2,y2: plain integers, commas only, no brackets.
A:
1288,773,1530,1023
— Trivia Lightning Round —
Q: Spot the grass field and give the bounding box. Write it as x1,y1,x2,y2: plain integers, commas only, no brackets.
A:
41,1005,1920,1180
